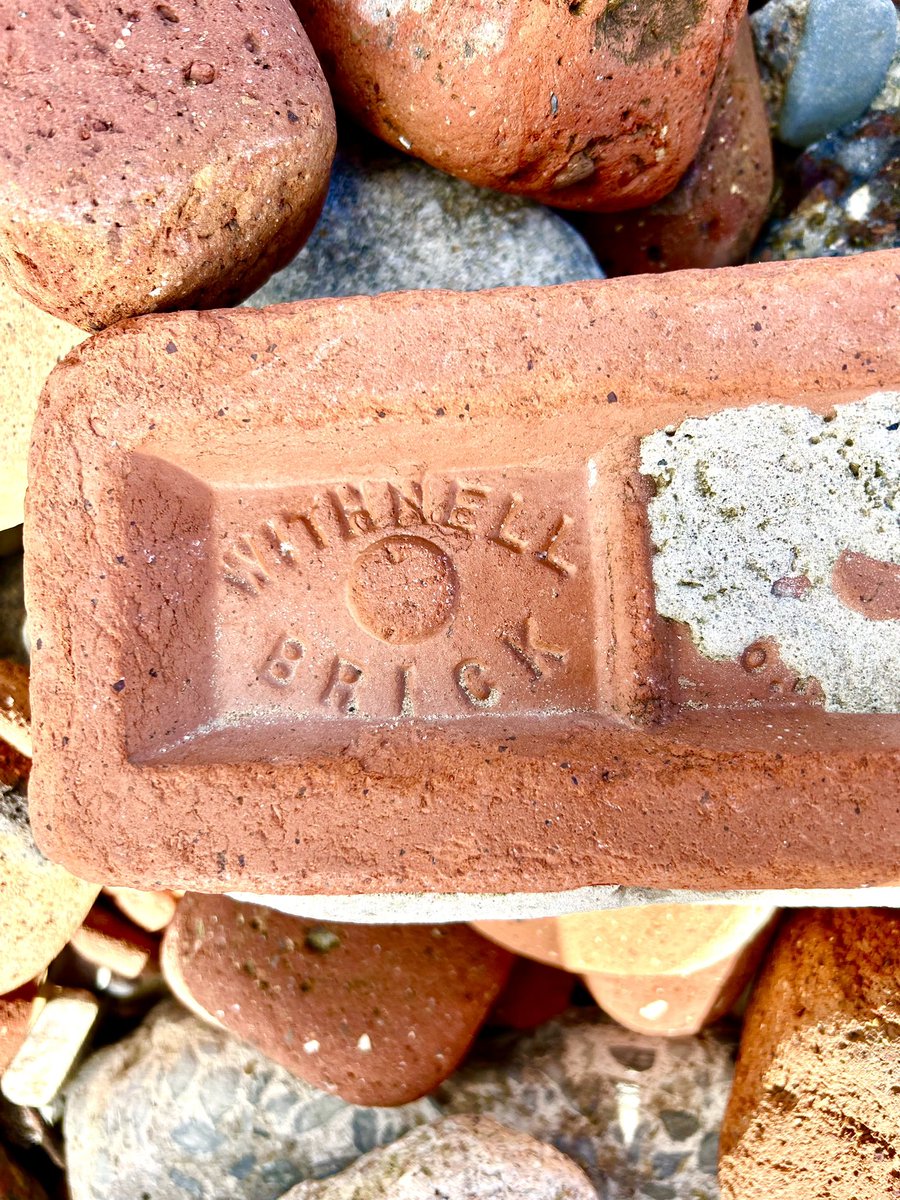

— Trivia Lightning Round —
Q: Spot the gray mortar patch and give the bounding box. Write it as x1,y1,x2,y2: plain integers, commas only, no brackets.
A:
640,392,900,713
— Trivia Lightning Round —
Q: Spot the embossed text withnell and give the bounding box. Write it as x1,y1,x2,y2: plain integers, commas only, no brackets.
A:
218,472,596,722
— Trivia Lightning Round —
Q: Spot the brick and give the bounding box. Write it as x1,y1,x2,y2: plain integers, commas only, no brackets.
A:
25,252,900,896
719,909,900,1199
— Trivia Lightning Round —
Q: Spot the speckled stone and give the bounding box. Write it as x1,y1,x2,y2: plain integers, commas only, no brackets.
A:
752,0,898,146
437,1011,736,1199
64,1003,439,1200
246,134,602,304
280,1116,598,1200
756,110,899,259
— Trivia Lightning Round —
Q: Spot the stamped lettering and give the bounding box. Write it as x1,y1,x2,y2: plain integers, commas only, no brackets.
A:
456,660,501,709
261,636,305,688
201,466,600,745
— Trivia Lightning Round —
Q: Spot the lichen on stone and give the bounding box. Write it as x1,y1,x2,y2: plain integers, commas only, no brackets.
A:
640,392,900,713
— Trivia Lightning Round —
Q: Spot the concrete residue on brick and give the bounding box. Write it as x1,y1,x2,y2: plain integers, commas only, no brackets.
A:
640,391,900,713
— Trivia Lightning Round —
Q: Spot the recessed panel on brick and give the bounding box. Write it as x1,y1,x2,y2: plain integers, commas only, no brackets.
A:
128,461,604,764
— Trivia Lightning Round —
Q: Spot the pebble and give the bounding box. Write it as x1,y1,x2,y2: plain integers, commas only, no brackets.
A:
64,1002,439,1200
477,904,775,1034
756,110,899,259
163,896,513,1105
70,901,159,982
280,1115,598,1200
247,133,602,303
105,886,179,933
579,21,774,273
476,903,774,965
583,941,766,1039
0,786,98,994
2,989,99,1110
752,0,898,146
0,1,335,329
438,1011,736,1199
292,0,744,211
720,909,900,1198
0,659,31,761
0,279,84,533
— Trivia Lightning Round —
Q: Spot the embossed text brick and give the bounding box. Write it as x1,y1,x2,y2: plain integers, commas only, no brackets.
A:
26,252,900,895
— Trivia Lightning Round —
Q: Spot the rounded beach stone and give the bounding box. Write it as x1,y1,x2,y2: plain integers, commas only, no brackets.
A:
719,908,900,1199
752,0,898,146
105,885,178,933
0,787,99,994
582,915,775,1037
0,659,31,761
64,1001,439,1200
70,901,160,981
439,1011,736,1199
246,132,602,303
475,903,775,974
579,20,774,272
292,0,744,212
0,1,336,330
0,280,84,533
163,895,514,1105
280,1115,598,1200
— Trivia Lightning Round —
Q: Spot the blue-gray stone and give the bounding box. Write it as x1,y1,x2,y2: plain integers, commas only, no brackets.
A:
63,1003,439,1200
776,0,897,147
246,134,602,306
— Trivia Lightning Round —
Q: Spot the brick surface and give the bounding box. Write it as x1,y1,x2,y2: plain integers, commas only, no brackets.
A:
25,252,900,894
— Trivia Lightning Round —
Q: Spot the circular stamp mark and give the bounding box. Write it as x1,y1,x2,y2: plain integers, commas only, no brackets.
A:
347,535,458,645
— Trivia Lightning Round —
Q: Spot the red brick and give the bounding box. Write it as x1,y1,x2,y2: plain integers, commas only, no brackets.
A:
25,252,900,895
